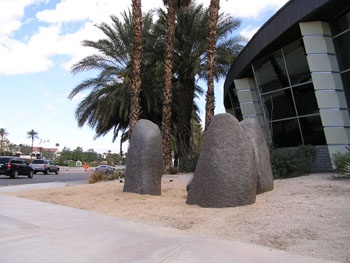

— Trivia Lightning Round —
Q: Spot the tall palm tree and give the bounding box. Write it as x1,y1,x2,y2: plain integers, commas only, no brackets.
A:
164,3,243,169
69,4,243,170
162,0,191,174
0,128,8,156
129,0,143,137
205,0,220,131
27,129,38,159
69,11,160,143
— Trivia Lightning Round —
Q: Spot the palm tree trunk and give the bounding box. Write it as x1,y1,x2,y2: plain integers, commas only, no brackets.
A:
129,0,143,137
162,1,177,174
31,138,34,160
205,0,220,131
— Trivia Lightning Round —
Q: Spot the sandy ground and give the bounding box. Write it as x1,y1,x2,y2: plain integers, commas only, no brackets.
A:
3,173,350,262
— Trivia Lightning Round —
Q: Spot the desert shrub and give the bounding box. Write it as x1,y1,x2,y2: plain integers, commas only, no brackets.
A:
341,161,350,177
332,150,350,177
88,169,125,183
88,171,105,184
271,145,316,179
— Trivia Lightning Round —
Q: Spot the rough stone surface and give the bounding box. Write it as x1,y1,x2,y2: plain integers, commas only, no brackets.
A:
186,113,257,208
241,118,274,194
123,119,163,195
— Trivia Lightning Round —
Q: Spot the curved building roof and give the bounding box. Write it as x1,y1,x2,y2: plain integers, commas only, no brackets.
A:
223,0,349,108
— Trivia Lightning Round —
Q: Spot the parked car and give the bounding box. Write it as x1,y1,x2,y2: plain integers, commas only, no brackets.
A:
95,165,115,174
31,159,59,174
0,156,34,179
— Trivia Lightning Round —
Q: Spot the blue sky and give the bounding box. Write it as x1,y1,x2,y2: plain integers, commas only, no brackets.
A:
0,0,288,154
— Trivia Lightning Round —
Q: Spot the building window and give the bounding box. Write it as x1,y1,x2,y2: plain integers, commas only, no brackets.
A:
253,39,326,148
254,50,288,94
332,9,350,110
227,86,243,121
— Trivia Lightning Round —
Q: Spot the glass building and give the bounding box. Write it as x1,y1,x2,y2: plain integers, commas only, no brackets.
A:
224,0,350,171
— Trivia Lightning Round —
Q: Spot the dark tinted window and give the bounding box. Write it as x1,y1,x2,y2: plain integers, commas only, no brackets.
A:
333,31,350,71
293,83,319,116
284,40,311,85
331,10,350,35
262,89,296,120
253,38,325,147
299,116,327,145
271,119,303,147
0,157,11,163
254,50,288,94
32,160,45,164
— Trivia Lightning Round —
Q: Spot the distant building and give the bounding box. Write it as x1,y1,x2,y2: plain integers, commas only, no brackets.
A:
224,0,350,171
31,147,59,159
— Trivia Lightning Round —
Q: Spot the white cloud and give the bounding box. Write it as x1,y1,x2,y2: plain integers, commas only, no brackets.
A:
36,0,91,23
0,0,39,37
45,104,53,111
0,36,53,74
219,0,288,19
240,26,260,39
16,110,29,117
0,0,288,76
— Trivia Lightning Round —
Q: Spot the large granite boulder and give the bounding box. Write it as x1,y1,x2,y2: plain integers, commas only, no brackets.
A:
241,118,274,194
186,113,257,208
123,119,163,195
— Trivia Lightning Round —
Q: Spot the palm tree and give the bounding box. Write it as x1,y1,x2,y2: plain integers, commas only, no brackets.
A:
161,3,243,169
162,0,191,174
0,128,8,156
129,0,143,137
69,4,244,170
69,11,160,143
27,129,39,159
205,0,220,131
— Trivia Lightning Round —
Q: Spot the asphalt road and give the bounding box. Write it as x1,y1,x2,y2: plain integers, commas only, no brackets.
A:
0,167,91,187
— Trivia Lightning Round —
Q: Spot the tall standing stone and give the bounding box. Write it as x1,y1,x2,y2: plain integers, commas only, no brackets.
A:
241,118,274,194
123,119,163,195
186,113,257,208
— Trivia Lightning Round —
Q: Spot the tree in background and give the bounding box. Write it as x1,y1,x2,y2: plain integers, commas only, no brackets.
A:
27,129,39,160
162,0,192,174
69,11,157,145
163,3,243,170
69,4,244,172
205,0,220,131
129,0,143,137
0,128,8,156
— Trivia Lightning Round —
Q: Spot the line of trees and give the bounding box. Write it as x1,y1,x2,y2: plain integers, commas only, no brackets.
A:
0,127,122,165
55,147,124,166
69,1,245,172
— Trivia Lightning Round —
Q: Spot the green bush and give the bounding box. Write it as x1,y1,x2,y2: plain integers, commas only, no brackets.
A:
332,150,350,177
271,145,316,179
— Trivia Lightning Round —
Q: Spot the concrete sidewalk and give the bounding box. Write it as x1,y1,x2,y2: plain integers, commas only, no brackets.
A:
0,194,338,263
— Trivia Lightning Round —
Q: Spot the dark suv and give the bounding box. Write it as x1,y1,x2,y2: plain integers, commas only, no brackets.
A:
0,156,34,179
31,159,59,174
